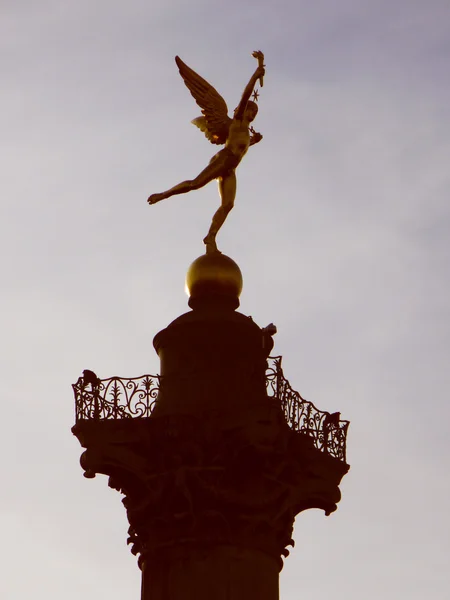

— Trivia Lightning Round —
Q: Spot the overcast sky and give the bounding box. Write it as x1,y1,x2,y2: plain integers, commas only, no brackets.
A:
1,0,449,598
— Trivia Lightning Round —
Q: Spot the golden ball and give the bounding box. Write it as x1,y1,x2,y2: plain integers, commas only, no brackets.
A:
186,253,243,303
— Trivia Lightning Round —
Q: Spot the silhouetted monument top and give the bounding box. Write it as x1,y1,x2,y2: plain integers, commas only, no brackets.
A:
71,49,352,600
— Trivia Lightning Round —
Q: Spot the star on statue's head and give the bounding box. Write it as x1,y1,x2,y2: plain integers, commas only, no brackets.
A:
252,89,260,102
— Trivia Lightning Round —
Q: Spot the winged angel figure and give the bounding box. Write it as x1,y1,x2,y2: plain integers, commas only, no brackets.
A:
148,51,265,253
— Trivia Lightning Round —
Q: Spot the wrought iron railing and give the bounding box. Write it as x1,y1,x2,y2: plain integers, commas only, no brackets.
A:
266,357,349,462
73,373,160,420
73,357,348,461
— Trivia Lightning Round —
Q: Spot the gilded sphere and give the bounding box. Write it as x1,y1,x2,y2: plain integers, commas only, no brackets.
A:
186,253,243,302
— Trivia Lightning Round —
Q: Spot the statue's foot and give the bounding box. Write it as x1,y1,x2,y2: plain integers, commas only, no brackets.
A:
148,193,165,205
203,235,221,254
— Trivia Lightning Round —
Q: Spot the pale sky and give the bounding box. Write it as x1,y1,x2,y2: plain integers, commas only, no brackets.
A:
1,0,450,598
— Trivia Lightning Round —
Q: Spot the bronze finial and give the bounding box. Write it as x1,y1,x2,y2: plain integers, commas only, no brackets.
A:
148,51,265,254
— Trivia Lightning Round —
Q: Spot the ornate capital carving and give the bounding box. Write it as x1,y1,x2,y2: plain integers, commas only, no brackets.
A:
72,349,349,573
73,403,348,570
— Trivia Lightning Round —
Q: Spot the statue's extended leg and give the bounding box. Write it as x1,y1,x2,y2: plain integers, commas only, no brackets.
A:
148,152,226,205
203,172,236,253
148,180,193,205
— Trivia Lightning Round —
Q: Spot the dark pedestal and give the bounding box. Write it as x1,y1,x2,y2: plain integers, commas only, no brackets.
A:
72,284,349,599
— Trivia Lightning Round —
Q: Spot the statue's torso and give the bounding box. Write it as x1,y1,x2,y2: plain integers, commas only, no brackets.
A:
226,120,250,161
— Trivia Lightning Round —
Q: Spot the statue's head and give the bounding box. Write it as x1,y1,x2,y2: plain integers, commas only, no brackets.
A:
234,101,258,122
244,100,258,122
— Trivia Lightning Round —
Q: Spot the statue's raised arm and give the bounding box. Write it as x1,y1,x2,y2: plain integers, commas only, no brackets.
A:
148,51,265,254
234,50,265,121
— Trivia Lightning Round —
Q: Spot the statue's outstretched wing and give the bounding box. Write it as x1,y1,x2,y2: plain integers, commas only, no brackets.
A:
175,56,232,145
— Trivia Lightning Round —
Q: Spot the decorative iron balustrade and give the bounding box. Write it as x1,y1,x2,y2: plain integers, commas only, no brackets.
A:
266,356,349,462
72,357,348,461
73,374,160,420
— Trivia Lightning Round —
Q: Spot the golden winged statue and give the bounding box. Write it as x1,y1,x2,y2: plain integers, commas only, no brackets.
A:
148,51,265,253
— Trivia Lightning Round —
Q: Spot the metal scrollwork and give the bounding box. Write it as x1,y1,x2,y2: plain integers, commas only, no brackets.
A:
266,356,349,462
73,373,160,420
73,357,348,462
